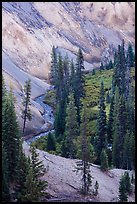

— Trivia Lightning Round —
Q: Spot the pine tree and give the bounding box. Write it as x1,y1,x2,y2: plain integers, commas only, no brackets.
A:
22,79,32,135
100,62,104,71
50,46,58,85
76,103,92,195
2,142,10,202
75,48,85,125
124,171,131,194
64,92,79,158
100,149,108,171
127,43,134,67
92,69,96,75
22,167,38,202
47,132,56,151
70,59,76,92
106,90,111,103
22,146,48,201
94,181,99,196
95,81,107,164
107,94,114,144
119,175,128,202
15,141,30,201
2,88,20,180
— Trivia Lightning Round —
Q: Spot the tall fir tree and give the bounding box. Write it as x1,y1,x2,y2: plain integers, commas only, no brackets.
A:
75,48,85,126
64,92,79,158
22,79,32,135
119,174,128,202
76,103,92,195
127,43,134,67
2,88,20,180
95,81,107,164
2,142,10,202
50,46,58,85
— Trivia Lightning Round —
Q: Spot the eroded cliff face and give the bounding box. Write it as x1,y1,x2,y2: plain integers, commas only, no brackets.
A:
2,2,135,135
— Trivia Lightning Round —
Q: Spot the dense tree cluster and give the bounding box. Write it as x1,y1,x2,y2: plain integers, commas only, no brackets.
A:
2,78,48,202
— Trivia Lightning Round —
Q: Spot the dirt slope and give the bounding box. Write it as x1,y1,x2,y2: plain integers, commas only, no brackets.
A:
23,141,135,202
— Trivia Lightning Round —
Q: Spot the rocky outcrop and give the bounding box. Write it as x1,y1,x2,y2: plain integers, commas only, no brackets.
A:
2,2,135,135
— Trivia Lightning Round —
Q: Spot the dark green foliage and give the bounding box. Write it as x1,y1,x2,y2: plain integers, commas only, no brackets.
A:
127,43,134,67
22,146,48,202
99,62,104,71
2,88,20,180
76,103,92,195
47,132,56,151
2,142,10,202
123,172,131,194
92,69,96,75
107,94,114,144
119,174,128,202
15,142,30,201
22,79,32,135
106,90,111,103
100,149,108,171
95,81,107,163
112,90,127,168
106,60,113,70
50,46,58,85
94,181,99,196
74,48,85,125
64,92,79,158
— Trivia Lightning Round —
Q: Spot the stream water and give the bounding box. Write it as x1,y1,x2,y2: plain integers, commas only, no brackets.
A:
26,93,55,144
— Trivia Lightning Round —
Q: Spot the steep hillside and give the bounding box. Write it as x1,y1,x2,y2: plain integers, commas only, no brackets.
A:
2,2,135,135
23,141,135,202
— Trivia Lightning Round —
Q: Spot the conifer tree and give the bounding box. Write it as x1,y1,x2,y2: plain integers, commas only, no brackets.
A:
22,146,48,201
2,142,10,202
76,103,92,195
119,175,128,202
2,88,20,180
100,149,109,171
47,132,56,152
64,92,79,158
95,81,107,163
50,46,58,85
94,181,99,196
22,79,32,135
127,43,134,67
75,48,85,125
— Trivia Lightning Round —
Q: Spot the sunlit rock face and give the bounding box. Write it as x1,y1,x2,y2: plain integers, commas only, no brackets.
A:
2,2,135,136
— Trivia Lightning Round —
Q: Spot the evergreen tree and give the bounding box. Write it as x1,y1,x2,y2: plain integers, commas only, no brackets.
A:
2,142,10,202
94,181,99,196
75,48,85,125
106,90,111,103
92,69,96,75
99,62,104,71
76,103,92,195
119,174,128,202
63,54,70,100
107,94,114,144
70,59,76,92
15,141,30,201
95,81,107,163
64,92,79,158
47,132,56,151
50,46,58,85
22,167,39,202
123,171,131,194
22,146,48,201
112,91,127,168
22,79,32,135
2,88,20,180
127,43,134,67
100,149,109,171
